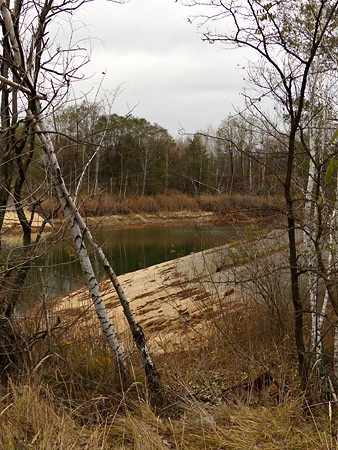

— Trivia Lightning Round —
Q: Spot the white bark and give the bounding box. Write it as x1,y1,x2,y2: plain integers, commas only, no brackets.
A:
141,147,149,196
30,109,160,392
334,323,338,382
0,0,23,68
0,74,46,99
303,61,323,360
248,157,252,192
303,149,319,356
0,0,126,372
0,0,161,397
32,111,127,372
36,113,160,390
35,126,160,388
330,180,338,381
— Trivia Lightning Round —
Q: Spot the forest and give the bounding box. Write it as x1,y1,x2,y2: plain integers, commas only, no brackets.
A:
51,105,279,198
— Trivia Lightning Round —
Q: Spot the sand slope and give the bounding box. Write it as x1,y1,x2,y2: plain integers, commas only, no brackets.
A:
2,208,52,232
52,229,291,352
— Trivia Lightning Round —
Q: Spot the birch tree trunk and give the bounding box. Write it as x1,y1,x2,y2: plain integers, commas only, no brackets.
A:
304,113,320,358
141,147,149,196
0,0,162,399
327,179,338,381
32,112,127,374
303,59,326,362
35,103,160,392
33,107,161,396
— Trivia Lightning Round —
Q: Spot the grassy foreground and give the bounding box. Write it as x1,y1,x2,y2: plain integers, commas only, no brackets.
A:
2,294,337,449
1,373,335,449
2,197,336,449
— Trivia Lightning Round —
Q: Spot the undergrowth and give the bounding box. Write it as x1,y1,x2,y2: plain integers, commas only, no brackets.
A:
1,224,337,449
1,297,337,449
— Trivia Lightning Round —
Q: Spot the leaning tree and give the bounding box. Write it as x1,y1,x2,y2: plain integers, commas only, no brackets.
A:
0,0,162,400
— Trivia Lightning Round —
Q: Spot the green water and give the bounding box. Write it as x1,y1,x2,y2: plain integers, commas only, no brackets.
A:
30,222,243,299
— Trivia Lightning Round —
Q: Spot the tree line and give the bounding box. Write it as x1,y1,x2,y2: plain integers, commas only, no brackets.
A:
50,103,286,199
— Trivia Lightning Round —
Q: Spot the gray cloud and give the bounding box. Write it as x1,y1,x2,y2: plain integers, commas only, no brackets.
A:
69,0,250,136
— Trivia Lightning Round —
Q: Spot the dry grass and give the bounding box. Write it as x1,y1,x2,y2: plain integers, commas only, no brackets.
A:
1,352,337,449
37,193,278,220
0,375,107,449
2,293,337,449
2,223,337,449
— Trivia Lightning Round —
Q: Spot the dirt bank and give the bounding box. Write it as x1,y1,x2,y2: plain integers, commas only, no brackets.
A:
83,209,271,230
3,206,270,237
2,210,217,245
76,210,218,230
50,227,292,353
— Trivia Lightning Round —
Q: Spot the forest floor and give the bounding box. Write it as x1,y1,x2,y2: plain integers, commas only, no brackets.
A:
3,222,333,449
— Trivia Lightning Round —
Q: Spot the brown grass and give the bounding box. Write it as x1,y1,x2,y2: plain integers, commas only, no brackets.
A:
2,223,336,449
37,193,279,220
2,277,336,449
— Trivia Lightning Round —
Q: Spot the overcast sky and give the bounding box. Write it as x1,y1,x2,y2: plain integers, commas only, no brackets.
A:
71,0,251,137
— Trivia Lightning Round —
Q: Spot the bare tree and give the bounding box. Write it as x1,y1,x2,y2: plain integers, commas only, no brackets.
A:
181,0,338,388
0,0,162,399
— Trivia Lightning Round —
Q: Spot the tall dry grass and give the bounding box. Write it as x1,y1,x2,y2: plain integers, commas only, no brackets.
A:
2,304,336,449
2,221,336,449
3,282,336,449
38,192,279,219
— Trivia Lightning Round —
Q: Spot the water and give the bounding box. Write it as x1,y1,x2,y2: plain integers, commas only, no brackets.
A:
28,222,243,299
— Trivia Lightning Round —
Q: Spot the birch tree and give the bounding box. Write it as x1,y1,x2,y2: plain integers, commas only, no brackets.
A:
0,0,162,399
181,0,338,388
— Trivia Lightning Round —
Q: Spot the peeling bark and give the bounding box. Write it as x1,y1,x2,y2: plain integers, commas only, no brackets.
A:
33,108,162,397
32,114,127,374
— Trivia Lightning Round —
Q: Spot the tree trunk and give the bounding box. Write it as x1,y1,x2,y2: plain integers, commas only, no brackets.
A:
32,107,162,400
141,148,149,196
0,0,162,400
304,78,320,359
31,110,127,375
285,126,307,388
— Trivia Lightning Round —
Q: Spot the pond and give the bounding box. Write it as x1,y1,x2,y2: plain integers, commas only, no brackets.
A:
25,222,246,300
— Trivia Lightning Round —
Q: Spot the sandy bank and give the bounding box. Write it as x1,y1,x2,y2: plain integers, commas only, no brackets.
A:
81,210,218,230
2,208,52,233
2,209,216,245
51,227,292,353
82,208,268,231
2,207,261,238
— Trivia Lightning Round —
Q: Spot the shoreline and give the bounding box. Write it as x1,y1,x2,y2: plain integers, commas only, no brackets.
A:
85,210,217,229
2,204,276,237
1,210,218,245
81,209,271,232
50,226,290,353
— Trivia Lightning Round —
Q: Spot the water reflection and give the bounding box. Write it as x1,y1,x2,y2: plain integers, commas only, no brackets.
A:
30,223,242,299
